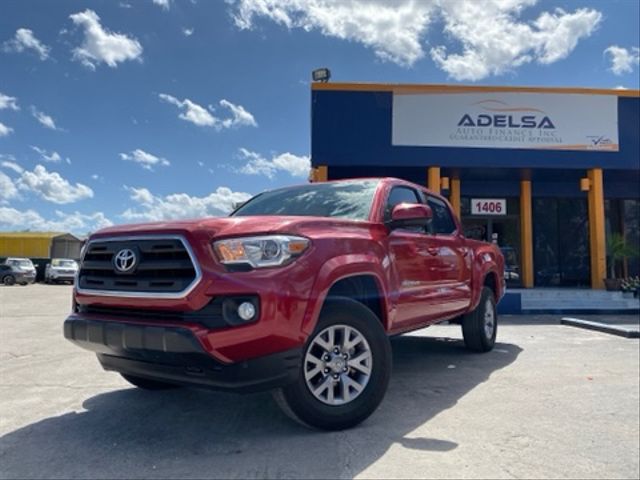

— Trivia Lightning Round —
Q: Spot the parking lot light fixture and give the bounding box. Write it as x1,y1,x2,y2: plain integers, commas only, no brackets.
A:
312,68,331,83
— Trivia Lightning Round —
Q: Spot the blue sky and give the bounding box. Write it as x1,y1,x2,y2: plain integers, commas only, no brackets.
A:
1,0,639,234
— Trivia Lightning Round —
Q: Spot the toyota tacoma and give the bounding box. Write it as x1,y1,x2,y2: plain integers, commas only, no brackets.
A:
64,178,504,430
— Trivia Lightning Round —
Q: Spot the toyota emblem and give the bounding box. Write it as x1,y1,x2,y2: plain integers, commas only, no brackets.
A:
113,248,137,273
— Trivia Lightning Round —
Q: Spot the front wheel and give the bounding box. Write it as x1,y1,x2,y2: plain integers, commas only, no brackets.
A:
461,287,497,352
274,298,391,431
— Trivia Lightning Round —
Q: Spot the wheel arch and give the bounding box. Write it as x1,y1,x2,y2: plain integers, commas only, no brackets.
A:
483,271,500,302
301,260,390,337
325,275,388,328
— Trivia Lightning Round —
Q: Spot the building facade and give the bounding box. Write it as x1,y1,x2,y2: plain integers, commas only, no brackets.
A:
310,83,640,289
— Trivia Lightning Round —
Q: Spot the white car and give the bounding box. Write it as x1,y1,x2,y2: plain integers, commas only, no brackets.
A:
45,258,78,284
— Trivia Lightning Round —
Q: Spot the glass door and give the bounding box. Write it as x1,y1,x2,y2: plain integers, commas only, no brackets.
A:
461,209,522,288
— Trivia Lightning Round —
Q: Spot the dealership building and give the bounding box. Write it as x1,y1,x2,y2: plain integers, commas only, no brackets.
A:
309,82,640,289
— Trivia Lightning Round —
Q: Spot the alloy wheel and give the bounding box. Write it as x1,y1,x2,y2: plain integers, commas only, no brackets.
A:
303,324,372,406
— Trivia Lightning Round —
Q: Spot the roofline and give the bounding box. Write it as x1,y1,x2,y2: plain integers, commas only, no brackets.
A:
311,82,640,97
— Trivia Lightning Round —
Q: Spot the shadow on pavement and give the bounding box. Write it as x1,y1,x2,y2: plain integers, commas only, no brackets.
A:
0,335,521,479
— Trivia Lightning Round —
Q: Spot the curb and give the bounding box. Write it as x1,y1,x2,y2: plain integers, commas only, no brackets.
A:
524,309,640,315
560,317,640,339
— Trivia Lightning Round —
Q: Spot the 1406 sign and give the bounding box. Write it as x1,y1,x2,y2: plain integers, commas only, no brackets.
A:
471,198,507,216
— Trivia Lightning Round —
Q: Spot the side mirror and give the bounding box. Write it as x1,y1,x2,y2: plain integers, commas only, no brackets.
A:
389,203,433,229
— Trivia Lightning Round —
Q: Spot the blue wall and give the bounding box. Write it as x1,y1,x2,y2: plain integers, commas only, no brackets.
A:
311,90,640,171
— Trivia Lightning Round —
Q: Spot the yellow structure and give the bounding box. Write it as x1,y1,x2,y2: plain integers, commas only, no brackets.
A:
449,177,461,219
310,165,328,182
587,168,607,289
0,232,62,258
519,180,534,288
0,232,84,259
427,167,440,194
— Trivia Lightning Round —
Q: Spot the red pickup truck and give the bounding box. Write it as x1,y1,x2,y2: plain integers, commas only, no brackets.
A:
64,178,504,430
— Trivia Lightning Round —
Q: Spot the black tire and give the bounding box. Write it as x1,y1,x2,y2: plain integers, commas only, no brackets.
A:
120,373,181,390
461,286,497,352
3,275,16,286
274,297,392,431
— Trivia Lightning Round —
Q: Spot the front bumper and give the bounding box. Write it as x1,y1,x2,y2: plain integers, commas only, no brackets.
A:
17,273,36,284
63,315,302,393
50,275,76,282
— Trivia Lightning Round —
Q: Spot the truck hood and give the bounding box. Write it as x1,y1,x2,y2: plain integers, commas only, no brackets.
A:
91,215,370,240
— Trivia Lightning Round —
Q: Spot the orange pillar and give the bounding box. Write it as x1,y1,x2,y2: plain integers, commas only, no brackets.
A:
310,165,328,182
520,180,534,288
587,168,606,289
428,167,440,194
450,177,461,219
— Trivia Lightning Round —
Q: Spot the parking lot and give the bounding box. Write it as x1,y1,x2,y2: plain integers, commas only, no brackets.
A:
1,284,638,479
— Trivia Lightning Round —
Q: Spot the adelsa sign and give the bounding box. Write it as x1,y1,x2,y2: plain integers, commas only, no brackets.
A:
392,92,619,152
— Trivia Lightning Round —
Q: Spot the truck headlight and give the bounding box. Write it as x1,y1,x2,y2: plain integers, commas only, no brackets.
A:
213,235,310,268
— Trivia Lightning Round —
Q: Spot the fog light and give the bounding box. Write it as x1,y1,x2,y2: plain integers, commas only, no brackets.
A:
237,301,256,321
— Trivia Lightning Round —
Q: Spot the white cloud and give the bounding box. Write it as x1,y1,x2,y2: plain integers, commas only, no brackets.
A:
232,0,434,67
120,148,170,170
69,9,143,69
0,122,13,137
0,207,112,234
0,172,18,203
218,99,258,129
430,3,602,81
231,0,602,80
153,0,171,10
31,146,63,163
121,186,252,222
159,94,215,126
1,160,24,174
0,92,19,111
2,28,51,60
238,148,310,179
604,46,640,75
30,106,60,130
183,28,194,37
17,165,94,204
159,94,257,130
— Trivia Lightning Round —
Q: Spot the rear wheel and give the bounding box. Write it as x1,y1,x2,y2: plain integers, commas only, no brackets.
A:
3,275,16,286
120,373,181,390
461,287,497,352
274,298,391,430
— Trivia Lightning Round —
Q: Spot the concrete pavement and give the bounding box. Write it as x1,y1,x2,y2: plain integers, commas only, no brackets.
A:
1,284,638,479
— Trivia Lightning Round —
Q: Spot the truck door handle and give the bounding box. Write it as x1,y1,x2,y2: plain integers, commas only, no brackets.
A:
426,247,439,256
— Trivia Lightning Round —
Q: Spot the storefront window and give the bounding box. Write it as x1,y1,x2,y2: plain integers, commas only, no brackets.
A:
533,199,590,287
606,199,640,277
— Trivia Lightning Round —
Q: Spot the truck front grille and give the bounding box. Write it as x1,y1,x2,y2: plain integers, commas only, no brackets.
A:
77,236,199,296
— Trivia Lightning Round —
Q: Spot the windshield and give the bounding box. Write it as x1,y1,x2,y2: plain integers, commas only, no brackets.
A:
52,259,77,268
232,180,380,221
7,259,33,268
